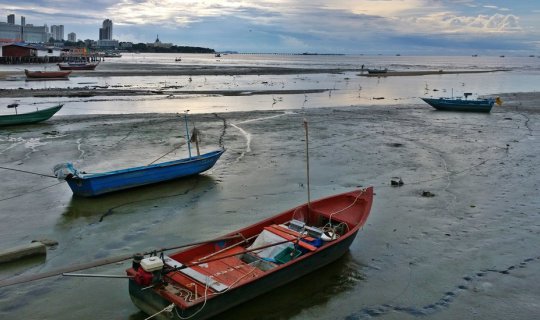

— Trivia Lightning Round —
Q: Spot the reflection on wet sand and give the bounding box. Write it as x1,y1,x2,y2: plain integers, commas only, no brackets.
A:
61,175,218,221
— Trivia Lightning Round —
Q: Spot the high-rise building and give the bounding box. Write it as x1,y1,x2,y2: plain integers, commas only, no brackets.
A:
99,19,112,40
50,25,64,41
0,15,47,43
23,25,48,43
68,32,76,42
0,23,21,40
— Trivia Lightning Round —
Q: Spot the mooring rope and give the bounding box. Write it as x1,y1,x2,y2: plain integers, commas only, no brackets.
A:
144,303,175,320
147,142,185,165
0,165,56,178
0,181,64,202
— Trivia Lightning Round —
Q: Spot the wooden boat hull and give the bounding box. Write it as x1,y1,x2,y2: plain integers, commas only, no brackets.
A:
57,63,99,70
129,232,356,319
64,149,224,197
126,188,373,320
25,69,71,80
0,104,63,126
421,97,494,112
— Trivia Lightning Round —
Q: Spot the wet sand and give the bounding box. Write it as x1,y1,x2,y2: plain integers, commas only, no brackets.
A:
0,92,539,319
0,64,355,80
360,69,506,77
0,62,504,80
0,87,328,98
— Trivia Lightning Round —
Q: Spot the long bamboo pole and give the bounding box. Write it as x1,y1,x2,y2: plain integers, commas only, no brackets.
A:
304,119,311,209
0,234,243,288
184,111,192,159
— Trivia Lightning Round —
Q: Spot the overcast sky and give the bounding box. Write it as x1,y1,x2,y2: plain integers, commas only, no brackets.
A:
2,0,539,54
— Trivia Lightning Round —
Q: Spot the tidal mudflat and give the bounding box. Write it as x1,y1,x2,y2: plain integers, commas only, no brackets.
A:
0,90,538,319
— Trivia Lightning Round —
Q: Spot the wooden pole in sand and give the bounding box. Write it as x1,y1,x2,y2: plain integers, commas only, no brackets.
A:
191,128,201,156
184,110,192,159
304,119,311,209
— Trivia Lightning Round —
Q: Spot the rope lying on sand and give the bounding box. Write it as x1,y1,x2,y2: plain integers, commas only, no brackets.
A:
0,165,56,178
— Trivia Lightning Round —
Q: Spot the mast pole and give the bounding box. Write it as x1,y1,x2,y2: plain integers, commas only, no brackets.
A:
304,119,311,209
184,110,192,159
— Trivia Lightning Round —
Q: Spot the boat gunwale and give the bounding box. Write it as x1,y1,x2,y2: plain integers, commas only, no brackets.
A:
69,149,225,180
148,188,373,308
0,104,64,122
420,97,494,112
57,62,100,70
421,97,494,105
24,69,72,78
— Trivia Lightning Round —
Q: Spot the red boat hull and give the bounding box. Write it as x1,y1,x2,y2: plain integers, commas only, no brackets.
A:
57,62,99,70
126,188,373,319
25,69,71,79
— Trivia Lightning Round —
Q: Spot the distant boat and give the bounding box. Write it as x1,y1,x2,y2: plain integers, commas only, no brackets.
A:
367,68,388,74
421,94,501,113
25,69,71,80
126,187,374,320
103,52,122,58
175,57,182,62
472,54,478,57
0,104,63,126
54,149,224,197
58,62,99,70
215,53,221,57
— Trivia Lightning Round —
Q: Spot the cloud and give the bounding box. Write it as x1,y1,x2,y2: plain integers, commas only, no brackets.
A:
407,13,521,34
0,0,536,53
278,35,309,49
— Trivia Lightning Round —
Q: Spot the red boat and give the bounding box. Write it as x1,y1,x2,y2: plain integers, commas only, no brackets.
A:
126,188,373,319
24,69,71,80
57,61,99,70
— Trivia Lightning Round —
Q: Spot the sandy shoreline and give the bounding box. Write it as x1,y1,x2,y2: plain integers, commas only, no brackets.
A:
0,65,356,80
0,64,509,99
0,88,329,98
0,62,505,80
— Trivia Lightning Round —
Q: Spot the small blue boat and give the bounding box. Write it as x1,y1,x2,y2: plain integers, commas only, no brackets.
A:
54,149,224,197
55,112,224,197
421,94,500,113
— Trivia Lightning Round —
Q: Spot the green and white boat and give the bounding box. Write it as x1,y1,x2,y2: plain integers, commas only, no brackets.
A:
0,104,63,126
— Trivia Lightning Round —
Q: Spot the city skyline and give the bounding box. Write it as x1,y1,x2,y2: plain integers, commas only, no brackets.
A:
0,1,539,54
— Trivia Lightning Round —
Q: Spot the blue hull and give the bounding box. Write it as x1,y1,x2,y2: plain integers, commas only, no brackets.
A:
421,98,494,113
65,149,224,197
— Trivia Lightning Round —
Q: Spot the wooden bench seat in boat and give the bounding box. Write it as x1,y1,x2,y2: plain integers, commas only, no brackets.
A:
263,225,318,252
163,246,266,296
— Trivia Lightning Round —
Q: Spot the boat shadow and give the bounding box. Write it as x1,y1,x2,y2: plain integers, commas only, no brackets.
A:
61,174,218,221
215,252,365,320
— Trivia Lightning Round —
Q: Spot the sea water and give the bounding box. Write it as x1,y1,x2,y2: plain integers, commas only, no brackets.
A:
1,53,539,115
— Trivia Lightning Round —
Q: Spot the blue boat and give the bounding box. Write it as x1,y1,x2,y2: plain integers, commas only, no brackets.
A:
54,149,224,197
421,95,500,113
55,112,224,197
